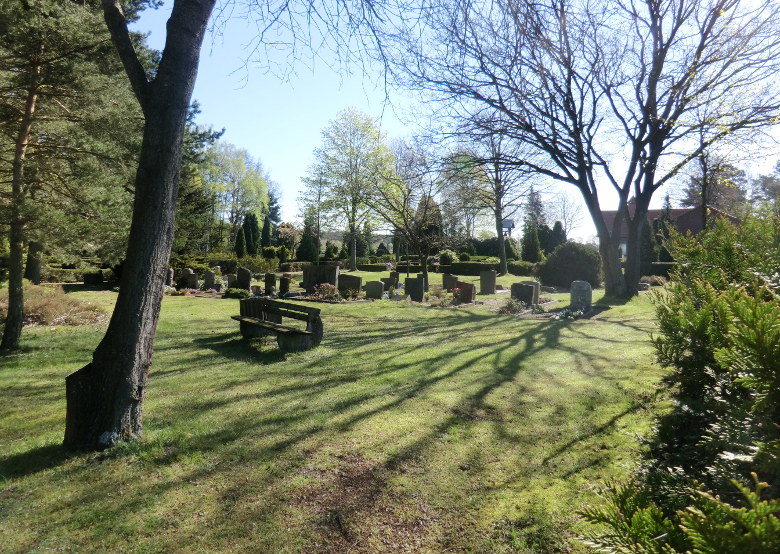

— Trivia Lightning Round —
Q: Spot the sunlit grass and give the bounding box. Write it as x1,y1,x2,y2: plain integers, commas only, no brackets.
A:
0,289,666,552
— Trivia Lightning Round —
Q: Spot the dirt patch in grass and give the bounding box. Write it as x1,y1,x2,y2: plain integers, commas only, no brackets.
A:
291,452,438,552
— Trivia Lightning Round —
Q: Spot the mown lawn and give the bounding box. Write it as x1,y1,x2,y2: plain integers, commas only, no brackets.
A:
0,288,667,553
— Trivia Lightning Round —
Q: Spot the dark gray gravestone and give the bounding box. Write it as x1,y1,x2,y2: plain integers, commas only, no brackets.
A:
380,277,393,291
264,273,276,295
225,273,237,288
442,273,459,291
338,274,363,295
302,265,339,294
236,267,252,290
511,283,535,305
179,268,198,290
479,270,497,295
165,268,174,287
405,277,425,302
570,280,592,310
455,280,476,303
365,281,385,299
521,280,540,305
279,276,291,295
204,270,216,289
389,271,400,289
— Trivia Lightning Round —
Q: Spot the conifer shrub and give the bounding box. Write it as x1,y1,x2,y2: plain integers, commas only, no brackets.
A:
537,242,601,287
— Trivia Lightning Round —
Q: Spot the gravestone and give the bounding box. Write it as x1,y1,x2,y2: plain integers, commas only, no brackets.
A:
521,280,540,305
165,268,174,287
204,270,216,289
302,265,339,294
338,274,363,295
570,280,592,311
417,274,429,292
389,271,400,289
479,270,497,295
179,268,198,290
380,277,393,291
511,283,530,304
365,281,385,299
279,276,291,295
264,273,276,295
405,277,425,302
236,267,252,290
442,273,459,291
455,280,476,303
225,273,237,288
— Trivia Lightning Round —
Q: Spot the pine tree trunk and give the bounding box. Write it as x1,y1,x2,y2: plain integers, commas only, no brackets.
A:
1,62,40,353
24,241,43,285
63,0,215,450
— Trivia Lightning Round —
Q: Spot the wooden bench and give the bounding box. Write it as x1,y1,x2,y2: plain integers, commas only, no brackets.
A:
231,298,323,353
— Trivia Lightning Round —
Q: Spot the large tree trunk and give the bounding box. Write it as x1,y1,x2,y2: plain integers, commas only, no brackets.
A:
64,0,215,450
349,224,357,271
24,241,43,285
494,204,507,275
1,64,40,353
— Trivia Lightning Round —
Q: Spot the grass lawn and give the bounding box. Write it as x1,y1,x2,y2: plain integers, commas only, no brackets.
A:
0,287,667,552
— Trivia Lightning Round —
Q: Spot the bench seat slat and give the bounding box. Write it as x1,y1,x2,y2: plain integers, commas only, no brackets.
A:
231,315,312,335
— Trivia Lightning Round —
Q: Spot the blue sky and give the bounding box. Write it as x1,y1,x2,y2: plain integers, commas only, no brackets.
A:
130,3,780,242
131,4,414,223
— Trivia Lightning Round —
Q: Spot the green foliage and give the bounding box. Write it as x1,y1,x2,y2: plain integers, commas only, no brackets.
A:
277,246,290,263
439,249,457,265
295,216,319,262
449,261,500,276
222,288,250,299
458,252,471,261
375,241,390,256
497,297,526,314
521,222,542,263
507,261,534,276
261,215,272,248
234,227,247,259
537,242,602,288
242,213,261,256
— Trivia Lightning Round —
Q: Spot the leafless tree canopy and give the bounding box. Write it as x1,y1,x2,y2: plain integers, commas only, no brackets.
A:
379,0,780,295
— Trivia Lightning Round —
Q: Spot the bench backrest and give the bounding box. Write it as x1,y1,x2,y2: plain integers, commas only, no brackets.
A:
239,298,321,322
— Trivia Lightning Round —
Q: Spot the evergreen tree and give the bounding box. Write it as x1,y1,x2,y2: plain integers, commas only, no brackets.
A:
234,227,247,258
653,194,675,263
639,217,658,266
261,215,272,248
242,213,261,256
537,223,554,254
552,221,567,246
525,186,547,226
296,216,319,262
521,222,542,263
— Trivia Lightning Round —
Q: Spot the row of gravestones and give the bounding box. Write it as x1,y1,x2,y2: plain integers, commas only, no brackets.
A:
509,279,592,310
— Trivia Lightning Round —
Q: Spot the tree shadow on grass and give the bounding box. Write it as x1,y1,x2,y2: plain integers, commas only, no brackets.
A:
191,332,287,365
0,443,72,480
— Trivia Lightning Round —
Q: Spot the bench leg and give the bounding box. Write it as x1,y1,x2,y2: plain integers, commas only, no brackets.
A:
276,332,315,353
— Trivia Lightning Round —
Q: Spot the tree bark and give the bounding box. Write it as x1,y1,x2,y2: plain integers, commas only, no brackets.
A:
64,0,215,450
1,61,40,353
24,241,43,285
494,203,507,275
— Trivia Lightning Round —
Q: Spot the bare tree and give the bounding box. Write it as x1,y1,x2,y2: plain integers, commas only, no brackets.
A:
368,139,446,285
550,191,584,240
382,0,780,296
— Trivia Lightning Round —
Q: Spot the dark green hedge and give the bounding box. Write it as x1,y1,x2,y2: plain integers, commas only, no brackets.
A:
507,261,535,276
450,262,500,276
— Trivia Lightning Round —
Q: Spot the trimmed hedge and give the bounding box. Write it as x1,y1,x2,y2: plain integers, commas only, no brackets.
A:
507,261,535,276
450,261,500,276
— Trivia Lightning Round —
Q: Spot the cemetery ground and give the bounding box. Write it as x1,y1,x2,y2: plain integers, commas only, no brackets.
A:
0,285,668,552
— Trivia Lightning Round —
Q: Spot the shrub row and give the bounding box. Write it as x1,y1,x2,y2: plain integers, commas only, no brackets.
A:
449,261,500,276
507,261,535,276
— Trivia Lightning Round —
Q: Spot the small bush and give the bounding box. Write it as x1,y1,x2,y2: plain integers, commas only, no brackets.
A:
537,242,602,288
439,249,457,265
497,297,526,314
458,252,471,261
222,288,251,299
0,282,106,326
640,275,667,286
312,283,340,301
